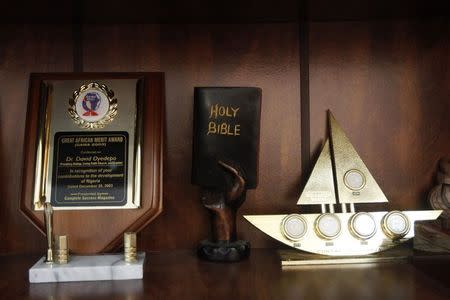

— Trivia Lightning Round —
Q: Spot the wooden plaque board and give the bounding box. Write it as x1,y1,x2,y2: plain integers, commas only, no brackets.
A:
20,73,164,254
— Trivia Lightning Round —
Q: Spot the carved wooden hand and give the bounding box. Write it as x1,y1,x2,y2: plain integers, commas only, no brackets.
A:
201,161,246,242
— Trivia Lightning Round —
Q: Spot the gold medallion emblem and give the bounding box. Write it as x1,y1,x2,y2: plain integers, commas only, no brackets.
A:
68,82,117,129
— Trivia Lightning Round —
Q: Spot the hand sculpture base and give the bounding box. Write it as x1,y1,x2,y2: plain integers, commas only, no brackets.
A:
198,161,250,262
198,240,250,262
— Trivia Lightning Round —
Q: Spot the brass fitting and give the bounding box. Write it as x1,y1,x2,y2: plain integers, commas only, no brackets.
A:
124,232,137,263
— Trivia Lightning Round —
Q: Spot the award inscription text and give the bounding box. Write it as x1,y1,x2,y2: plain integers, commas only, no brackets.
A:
51,132,128,207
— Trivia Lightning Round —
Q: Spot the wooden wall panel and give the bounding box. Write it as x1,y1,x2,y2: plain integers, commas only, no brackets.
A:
0,25,74,254
82,23,301,250
309,20,450,210
2,20,447,255
0,23,300,254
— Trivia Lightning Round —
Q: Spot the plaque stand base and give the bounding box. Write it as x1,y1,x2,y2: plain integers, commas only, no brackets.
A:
197,240,250,262
279,246,413,267
29,252,145,283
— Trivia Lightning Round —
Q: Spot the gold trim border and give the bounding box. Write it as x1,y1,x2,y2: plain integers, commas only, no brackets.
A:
34,79,143,211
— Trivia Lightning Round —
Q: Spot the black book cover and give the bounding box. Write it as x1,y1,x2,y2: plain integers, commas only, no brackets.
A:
192,87,261,189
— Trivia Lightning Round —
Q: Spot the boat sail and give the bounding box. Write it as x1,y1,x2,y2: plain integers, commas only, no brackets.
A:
328,112,388,205
245,111,441,257
296,139,336,207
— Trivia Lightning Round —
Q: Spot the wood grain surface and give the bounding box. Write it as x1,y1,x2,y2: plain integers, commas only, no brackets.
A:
0,20,448,255
0,250,448,299
1,23,301,253
309,20,450,211
0,25,74,254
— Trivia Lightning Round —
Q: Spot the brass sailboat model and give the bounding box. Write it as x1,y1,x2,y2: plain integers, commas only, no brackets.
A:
245,111,441,257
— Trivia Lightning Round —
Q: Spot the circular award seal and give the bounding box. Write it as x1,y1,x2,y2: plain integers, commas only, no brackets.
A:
68,82,117,129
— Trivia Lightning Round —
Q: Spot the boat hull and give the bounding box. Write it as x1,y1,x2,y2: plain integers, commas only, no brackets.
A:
244,210,442,256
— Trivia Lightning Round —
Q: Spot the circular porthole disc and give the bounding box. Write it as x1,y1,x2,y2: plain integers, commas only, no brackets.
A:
349,212,377,240
382,211,410,239
344,169,366,191
281,214,308,241
315,213,341,240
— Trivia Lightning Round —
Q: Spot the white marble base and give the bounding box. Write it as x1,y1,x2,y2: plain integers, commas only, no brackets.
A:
29,252,145,283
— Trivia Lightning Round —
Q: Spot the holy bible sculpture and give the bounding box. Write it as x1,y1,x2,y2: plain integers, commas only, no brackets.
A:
20,73,164,282
192,87,262,262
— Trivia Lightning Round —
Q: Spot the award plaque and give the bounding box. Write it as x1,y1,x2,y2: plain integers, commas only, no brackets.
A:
20,73,164,255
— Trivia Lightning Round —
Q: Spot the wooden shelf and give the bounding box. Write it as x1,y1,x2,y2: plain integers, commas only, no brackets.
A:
0,249,448,299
